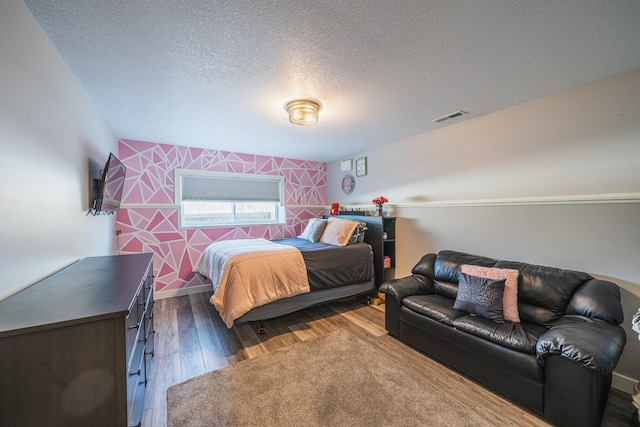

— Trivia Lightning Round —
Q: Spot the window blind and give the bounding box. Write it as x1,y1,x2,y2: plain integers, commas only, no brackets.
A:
181,175,282,202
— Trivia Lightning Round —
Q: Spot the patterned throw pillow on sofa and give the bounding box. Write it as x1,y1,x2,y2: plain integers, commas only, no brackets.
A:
454,272,506,323
461,264,520,323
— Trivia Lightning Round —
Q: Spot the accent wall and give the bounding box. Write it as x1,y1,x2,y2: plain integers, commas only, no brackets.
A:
116,139,326,296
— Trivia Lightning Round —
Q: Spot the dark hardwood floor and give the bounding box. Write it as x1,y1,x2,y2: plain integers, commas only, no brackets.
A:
143,293,635,426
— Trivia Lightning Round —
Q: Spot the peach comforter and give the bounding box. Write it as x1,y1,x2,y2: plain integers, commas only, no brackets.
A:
192,238,310,328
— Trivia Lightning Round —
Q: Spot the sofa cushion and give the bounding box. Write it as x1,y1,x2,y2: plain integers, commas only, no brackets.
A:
432,280,458,300
403,294,466,326
494,261,592,326
566,279,623,325
433,250,496,296
461,264,521,323
452,315,546,354
399,306,544,383
453,273,506,323
411,253,437,280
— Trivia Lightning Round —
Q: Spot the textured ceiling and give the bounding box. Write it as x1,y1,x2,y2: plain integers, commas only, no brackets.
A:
23,0,640,163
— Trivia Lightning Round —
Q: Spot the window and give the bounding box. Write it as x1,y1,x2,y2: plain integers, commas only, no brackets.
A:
175,170,285,228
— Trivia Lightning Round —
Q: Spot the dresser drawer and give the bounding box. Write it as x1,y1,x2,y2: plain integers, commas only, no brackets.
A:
143,300,154,339
127,344,146,427
127,334,145,407
126,261,153,426
125,286,145,359
144,303,155,379
143,273,154,306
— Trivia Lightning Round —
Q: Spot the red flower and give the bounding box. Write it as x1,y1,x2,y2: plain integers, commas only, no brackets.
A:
372,196,388,205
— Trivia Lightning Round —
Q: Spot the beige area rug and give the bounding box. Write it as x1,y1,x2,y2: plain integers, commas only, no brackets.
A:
167,329,492,426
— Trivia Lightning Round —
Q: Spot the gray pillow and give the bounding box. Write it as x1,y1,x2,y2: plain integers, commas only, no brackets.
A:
348,222,367,244
299,218,328,242
453,272,505,323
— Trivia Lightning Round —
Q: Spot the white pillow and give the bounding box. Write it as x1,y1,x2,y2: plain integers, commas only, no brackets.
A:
298,218,328,242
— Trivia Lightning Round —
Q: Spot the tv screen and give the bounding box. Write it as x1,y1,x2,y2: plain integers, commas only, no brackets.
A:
92,153,127,214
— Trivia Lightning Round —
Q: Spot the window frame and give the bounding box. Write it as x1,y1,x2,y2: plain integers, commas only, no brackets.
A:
175,169,286,228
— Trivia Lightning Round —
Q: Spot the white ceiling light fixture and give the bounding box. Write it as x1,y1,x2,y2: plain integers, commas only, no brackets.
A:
285,99,322,126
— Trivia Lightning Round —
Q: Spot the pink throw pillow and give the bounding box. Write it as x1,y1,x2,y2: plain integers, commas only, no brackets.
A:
460,264,520,323
320,217,359,247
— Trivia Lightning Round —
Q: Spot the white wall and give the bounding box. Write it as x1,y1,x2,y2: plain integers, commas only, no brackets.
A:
0,0,118,301
329,68,640,204
327,68,640,391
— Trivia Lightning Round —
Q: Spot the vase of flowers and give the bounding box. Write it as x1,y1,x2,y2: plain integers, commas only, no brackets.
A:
372,196,388,216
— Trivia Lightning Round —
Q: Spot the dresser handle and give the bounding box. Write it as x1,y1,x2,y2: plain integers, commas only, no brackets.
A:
129,369,141,377
145,274,154,290
128,323,140,330
132,422,141,427
139,379,148,386
145,350,154,357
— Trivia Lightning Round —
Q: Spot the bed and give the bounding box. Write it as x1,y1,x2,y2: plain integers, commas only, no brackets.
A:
193,216,381,331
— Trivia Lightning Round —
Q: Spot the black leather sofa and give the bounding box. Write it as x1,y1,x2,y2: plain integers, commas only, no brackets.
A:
380,250,626,427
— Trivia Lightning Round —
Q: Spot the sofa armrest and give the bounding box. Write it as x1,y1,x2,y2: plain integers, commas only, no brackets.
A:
379,275,434,308
379,275,434,336
536,315,626,374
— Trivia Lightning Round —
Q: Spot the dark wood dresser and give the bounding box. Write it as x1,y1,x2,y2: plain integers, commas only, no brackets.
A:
0,253,154,427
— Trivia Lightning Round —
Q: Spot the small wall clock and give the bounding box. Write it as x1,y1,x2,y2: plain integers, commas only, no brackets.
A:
342,174,355,195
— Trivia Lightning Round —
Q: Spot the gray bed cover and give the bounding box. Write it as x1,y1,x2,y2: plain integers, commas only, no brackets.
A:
272,238,373,291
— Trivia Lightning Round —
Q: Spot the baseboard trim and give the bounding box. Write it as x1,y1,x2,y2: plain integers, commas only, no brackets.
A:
154,284,211,300
612,371,637,393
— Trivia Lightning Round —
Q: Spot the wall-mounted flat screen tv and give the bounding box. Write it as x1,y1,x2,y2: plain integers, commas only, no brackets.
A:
91,152,127,215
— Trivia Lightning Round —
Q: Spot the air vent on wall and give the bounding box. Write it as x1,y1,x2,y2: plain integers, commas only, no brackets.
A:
432,110,468,123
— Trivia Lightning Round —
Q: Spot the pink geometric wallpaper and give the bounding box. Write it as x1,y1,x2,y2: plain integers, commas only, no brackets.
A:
116,139,326,294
